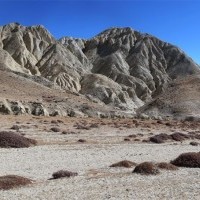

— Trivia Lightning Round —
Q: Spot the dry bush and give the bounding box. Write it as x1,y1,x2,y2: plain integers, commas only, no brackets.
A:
124,138,130,141
157,120,163,124
110,160,137,168
142,139,149,143
157,162,178,170
0,131,37,148
0,175,32,190
51,120,58,124
76,124,90,130
195,134,200,140
50,127,61,132
128,134,137,138
165,122,172,126
57,120,64,123
170,132,189,141
77,139,86,143
89,123,99,128
51,170,78,179
62,131,76,135
10,125,20,131
133,162,160,175
150,133,172,143
190,142,199,146
134,138,140,141
171,152,200,168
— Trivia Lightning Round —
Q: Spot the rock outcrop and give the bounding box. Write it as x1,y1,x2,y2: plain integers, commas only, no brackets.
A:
0,23,199,117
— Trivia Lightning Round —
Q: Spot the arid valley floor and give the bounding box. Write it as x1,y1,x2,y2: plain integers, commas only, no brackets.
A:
0,115,199,200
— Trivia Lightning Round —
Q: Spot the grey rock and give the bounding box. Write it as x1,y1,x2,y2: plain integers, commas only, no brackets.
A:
0,100,12,114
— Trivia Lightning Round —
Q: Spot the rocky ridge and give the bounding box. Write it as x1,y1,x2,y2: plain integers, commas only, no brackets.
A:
0,23,199,118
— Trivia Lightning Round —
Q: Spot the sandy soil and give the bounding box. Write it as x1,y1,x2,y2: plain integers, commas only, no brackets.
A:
0,115,199,200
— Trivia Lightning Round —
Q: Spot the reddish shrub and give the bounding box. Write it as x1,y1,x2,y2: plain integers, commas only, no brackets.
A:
78,139,86,143
10,125,20,131
170,132,189,141
150,133,171,143
0,131,37,148
190,142,199,146
89,123,99,128
157,162,178,170
142,139,149,143
76,124,90,130
50,127,61,132
110,160,137,168
51,170,78,179
124,138,130,141
128,134,137,138
171,152,200,168
133,162,160,175
0,175,32,190
165,122,172,126
51,120,58,124
134,139,140,141
195,134,200,140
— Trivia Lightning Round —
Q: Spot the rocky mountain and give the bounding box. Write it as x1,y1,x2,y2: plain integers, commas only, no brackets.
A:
0,23,199,118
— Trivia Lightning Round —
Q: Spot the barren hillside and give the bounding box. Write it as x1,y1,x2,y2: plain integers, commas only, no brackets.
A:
0,23,199,118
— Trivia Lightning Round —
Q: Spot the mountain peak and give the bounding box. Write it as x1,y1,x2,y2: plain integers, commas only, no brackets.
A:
0,23,199,118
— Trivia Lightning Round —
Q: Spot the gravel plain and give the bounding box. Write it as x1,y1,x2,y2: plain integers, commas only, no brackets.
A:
0,116,199,200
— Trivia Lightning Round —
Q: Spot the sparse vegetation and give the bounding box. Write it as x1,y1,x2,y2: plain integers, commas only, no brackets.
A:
10,125,20,131
171,152,200,168
170,132,189,141
190,141,199,146
78,139,86,143
0,131,37,148
50,127,61,132
110,160,136,168
150,133,171,143
51,170,78,179
124,138,130,141
0,175,32,190
157,162,178,170
133,162,160,175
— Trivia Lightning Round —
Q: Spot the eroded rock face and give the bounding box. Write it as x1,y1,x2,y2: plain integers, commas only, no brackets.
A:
80,73,142,110
0,23,199,114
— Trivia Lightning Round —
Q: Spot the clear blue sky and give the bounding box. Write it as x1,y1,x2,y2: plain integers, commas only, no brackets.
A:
0,0,199,64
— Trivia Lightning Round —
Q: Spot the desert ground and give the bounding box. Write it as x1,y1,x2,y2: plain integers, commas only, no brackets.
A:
0,115,199,200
